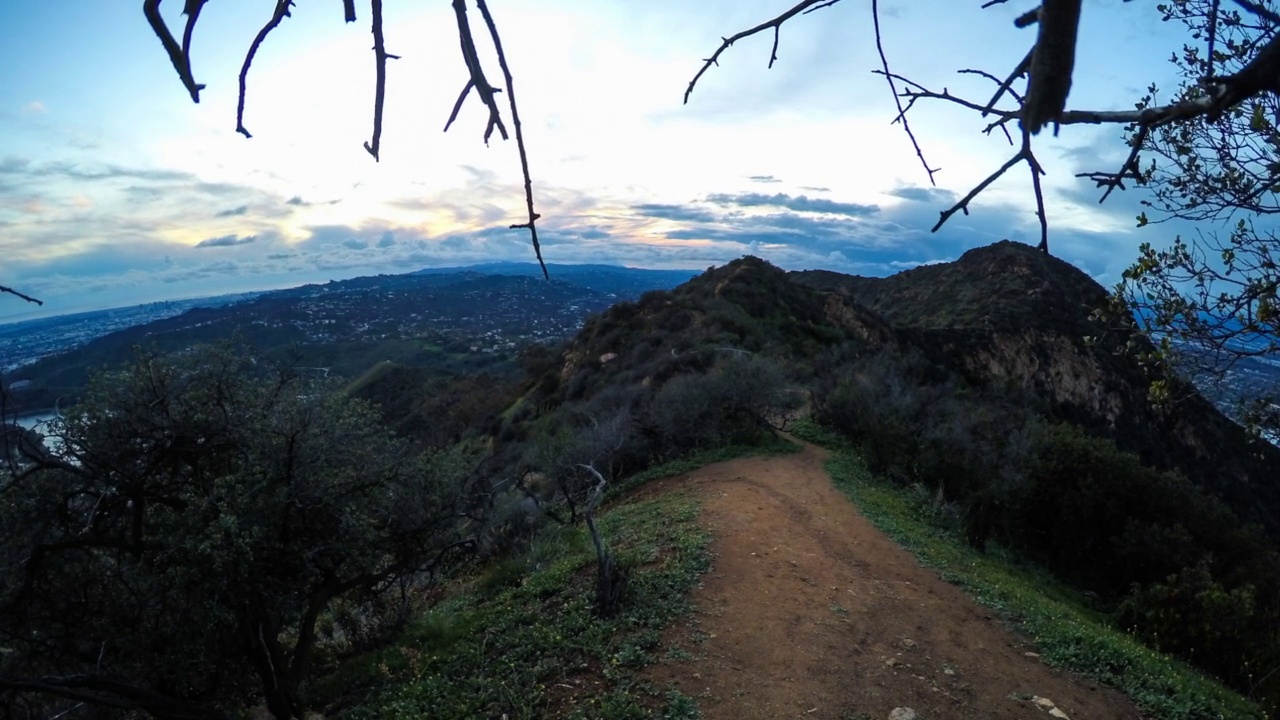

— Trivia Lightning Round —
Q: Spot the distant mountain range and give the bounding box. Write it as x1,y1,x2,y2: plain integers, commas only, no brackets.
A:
1,264,696,415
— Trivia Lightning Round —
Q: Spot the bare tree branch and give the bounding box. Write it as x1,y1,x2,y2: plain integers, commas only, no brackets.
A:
1023,0,1082,134
1077,125,1149,202
448,0,508,145
363,0,401,161
872,0,938,184
0,285,43,306
684,0,847,104
143,0,205,102
236,0,294,139
476,0,549,279
343,0,356,23
933,146,1028,234
180,0,208,64
982,48,1031,114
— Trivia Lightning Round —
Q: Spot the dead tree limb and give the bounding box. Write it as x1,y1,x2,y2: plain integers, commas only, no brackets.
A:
236,0,294,139
448,0,508,145
0,285,43,306
872,0,938,184
476,0,548,279
363,0,401,161
1022,0,1082,134
143,0,205,102
683,0,847,104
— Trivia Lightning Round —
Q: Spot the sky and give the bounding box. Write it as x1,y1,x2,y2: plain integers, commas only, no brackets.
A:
0,0,1201,322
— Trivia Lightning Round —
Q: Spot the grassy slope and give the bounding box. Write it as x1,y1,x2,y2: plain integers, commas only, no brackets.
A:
790,420,1263,720
312,440,797,720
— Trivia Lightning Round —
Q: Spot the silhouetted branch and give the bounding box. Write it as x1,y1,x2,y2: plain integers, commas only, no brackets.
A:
343,0,356,23
1077,125,1149,202
180,0,208,62
0,285,43,306
873,0,938,185
363,0,401,161
684,0,847,104
476,0,548,279
448,0,508,145
1236,0,1280,24
981,48,1031,115
236,0,294,139
1022,0,1082,134
933,146,1027,233
143,0,205,102
1025,133,1050,251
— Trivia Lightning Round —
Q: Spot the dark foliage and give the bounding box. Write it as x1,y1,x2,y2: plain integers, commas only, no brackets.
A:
0,346,477,719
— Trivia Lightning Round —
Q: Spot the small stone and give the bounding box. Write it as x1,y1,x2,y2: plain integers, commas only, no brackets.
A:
900,638,917,649
888,708,917,720
1024,651,1041,658
1048,710,1070,720
884,658,900,668
943,667,956,676
1032,696,1056,710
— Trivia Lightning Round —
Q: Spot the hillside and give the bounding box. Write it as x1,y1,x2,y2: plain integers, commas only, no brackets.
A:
7,244,1279,718
496,245,1280,710
795,240,1280,535
3,267,674,415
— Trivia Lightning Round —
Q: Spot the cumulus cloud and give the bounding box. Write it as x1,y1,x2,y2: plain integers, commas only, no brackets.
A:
195,234,256,248
706,192,880,218
632,203,720,223
886,186,957,204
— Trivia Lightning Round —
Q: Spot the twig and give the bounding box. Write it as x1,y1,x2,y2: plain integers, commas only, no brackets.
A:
476,0,549,279
1015,7,1041,27
0,285,43,306
236,0,294,139
933,148,1027,233
143,0,205,102
1207,0,1222,78
449,0,508,144
343,0,356,23
1076,125,1149,202
180,0,208,63
1024,132,1050,251
364,0,401,161
873,0,938,184
1236,0,1280,24
684,0,846,104
981,48,1031,115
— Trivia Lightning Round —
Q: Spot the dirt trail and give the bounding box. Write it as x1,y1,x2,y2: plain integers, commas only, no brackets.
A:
641,442,1144,720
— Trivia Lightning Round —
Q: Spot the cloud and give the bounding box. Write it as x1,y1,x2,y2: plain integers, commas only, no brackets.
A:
632,203,720,223
195,234,256,248
342,238,369,250
800,186,831,193
215,204,250,217
286,196,340,207
707,192,880,218
21,101,46,114
747,175,781,184
886,186,958,204
0,160,192,184
377,231,396,248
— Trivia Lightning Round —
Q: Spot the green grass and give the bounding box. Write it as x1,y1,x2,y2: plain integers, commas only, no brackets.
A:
306,442,792,719
790,419,1264,720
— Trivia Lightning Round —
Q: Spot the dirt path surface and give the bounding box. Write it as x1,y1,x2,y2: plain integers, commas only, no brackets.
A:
641,442,1144,720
